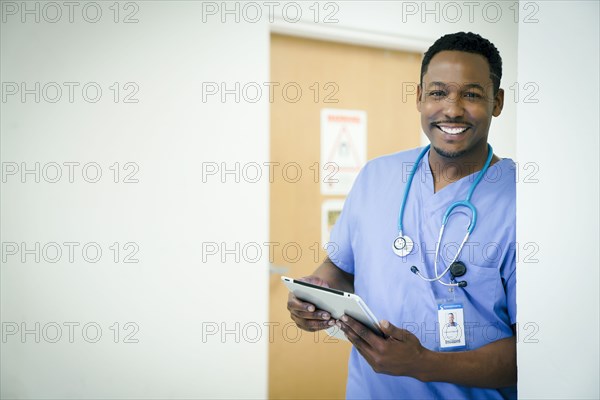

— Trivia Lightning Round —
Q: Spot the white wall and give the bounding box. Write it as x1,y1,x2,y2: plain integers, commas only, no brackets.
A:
0,3,270,399
516,1,600,398
1,1,523,398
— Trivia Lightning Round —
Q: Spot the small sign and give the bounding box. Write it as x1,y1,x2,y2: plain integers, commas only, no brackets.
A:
321,199,345,247
320,109,367,195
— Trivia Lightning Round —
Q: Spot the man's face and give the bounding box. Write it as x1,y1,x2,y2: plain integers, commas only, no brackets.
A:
417,50,504,159
448,313,455,323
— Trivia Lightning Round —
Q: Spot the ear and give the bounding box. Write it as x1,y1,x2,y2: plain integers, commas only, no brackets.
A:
492,88,504,117
416,84,422,112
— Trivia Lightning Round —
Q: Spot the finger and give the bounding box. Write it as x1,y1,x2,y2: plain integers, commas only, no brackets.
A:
291,314,336,332
337,317,374,351
287,294,316,313
337,320,377,367
290,308,332,321
379,320,411,341
340,315,380,345
287,295,332,320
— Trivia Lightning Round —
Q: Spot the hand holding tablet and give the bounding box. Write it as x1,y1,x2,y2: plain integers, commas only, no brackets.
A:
283,276,383,340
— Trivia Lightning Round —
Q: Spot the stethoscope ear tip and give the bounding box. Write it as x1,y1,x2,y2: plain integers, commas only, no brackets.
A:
410,266,419,274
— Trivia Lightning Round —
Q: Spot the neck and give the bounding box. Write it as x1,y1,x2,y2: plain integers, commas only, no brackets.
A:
428,143,499,192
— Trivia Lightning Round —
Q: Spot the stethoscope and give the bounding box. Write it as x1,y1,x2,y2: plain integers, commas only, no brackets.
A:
392,144,494,288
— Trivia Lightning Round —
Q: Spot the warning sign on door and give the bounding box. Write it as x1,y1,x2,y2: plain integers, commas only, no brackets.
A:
320,108,367,195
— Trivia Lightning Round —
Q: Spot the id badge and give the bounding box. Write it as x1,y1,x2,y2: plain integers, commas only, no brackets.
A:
437,303,466,350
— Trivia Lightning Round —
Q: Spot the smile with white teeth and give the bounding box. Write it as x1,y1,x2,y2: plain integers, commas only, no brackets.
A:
437,125,469,135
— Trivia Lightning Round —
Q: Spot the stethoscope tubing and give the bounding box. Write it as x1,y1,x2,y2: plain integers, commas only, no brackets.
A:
398,144,494,286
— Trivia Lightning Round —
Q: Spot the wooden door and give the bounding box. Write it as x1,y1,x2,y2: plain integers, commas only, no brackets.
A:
269,34,421,399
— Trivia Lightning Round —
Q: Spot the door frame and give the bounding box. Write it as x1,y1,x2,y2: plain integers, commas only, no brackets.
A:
270,18,431,53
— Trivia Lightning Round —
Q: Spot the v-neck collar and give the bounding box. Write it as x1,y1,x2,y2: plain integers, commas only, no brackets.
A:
417,149,508,214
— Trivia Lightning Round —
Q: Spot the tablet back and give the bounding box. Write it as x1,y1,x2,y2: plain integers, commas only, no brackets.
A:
282,277,382,340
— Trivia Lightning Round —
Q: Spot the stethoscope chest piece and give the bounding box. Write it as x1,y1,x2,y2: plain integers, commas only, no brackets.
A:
392,235,414,257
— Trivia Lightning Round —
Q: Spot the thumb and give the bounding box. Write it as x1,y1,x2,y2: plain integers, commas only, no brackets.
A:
379,320,410,341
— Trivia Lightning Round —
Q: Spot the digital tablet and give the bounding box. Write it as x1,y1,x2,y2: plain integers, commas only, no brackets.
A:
282,276,383,340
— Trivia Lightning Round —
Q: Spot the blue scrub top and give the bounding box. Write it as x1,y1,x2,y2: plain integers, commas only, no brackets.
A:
328,147,517,400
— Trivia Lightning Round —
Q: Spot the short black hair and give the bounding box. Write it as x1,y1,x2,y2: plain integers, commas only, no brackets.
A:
420,32,503,95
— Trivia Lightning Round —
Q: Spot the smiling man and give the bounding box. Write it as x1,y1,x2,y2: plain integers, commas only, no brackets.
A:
287,32,517,399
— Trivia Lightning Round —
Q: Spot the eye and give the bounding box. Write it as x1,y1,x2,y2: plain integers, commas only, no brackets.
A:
428,90,446,98
464,92,483,99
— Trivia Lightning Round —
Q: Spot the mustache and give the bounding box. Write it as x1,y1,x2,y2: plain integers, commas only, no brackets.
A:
431,120,473,126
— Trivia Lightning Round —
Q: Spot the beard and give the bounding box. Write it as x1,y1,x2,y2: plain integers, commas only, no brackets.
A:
431,145,470,159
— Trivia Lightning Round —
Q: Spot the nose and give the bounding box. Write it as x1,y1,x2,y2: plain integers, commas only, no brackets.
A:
443,92,465,119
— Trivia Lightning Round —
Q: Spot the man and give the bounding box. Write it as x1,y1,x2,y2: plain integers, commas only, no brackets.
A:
447,312,457,327
288,32,516,399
